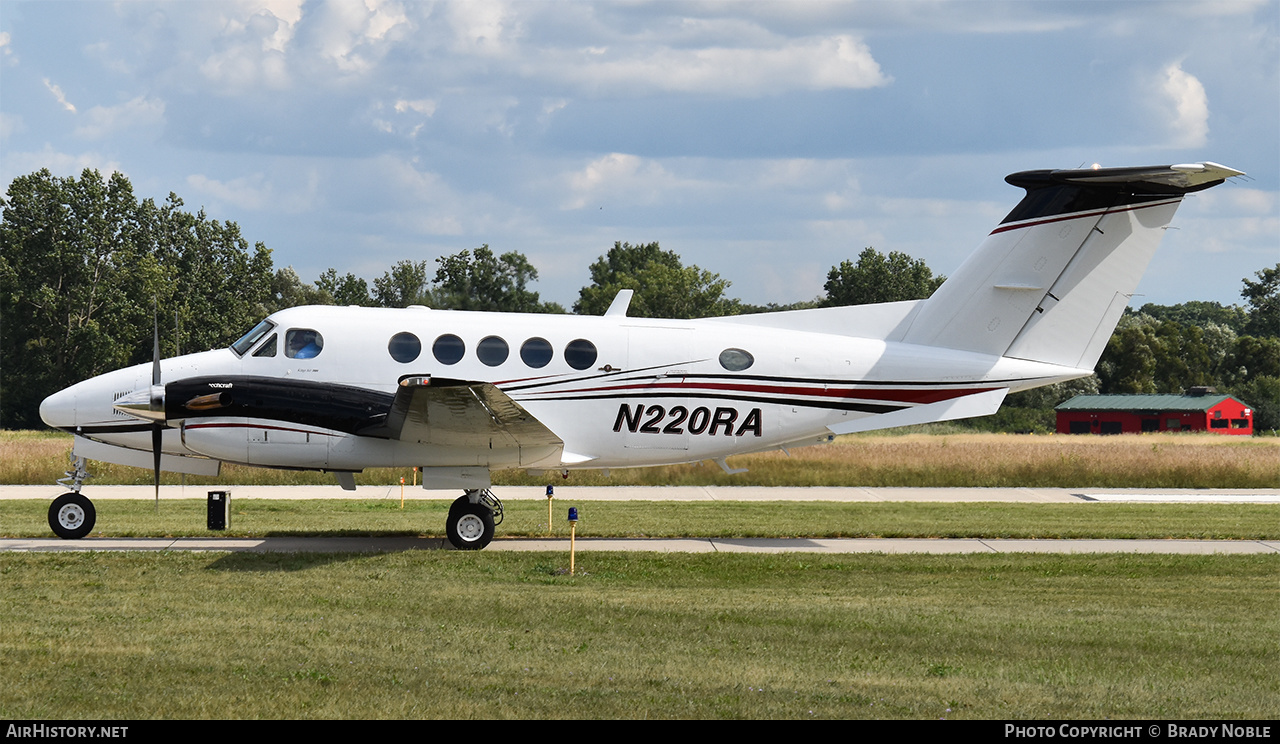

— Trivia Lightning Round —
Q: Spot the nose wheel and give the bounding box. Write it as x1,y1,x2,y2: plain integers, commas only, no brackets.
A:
50,455,96,539
49,492,96,539
445,489,502,550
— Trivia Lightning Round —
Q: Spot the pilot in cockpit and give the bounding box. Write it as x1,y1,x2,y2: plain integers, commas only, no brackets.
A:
286,329,323,359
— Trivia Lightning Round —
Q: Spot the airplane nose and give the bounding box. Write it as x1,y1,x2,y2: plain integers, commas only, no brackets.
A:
40,386,77,429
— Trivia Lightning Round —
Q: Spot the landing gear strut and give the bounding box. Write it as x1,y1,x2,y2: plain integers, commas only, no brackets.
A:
446,489,503,550
49,455,96,539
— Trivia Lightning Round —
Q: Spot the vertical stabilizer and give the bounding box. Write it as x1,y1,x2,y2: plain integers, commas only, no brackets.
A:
901,163,1242,366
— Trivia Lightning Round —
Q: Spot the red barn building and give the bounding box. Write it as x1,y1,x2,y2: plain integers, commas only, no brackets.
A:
1055,391,1254,435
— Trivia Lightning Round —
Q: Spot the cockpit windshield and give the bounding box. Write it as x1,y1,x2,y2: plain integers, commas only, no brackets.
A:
231,319,276,357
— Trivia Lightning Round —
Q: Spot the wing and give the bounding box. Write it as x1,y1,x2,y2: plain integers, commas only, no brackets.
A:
360,376,564,453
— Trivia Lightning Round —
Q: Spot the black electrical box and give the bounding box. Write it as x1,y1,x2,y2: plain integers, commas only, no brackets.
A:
207,490,229,530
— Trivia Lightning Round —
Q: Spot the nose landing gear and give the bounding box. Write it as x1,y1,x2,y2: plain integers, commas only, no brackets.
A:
49,455,96,539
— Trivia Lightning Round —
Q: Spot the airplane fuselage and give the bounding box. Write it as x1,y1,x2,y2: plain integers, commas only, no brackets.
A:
39,305,1083,476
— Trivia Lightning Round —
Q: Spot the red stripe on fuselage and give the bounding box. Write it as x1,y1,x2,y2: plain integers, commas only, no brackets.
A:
513,380,997,405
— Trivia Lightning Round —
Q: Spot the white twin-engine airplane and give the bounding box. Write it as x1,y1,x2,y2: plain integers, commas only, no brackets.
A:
39,162,1244,548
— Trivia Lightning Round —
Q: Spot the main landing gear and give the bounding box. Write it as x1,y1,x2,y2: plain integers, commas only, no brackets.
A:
49,455,96,539
446,489,503,550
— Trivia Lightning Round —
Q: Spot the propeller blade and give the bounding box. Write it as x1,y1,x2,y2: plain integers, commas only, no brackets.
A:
152,303,161,387
152,423,162,513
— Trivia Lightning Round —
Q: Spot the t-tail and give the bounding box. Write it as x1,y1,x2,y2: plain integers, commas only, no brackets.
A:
901,162,1244,368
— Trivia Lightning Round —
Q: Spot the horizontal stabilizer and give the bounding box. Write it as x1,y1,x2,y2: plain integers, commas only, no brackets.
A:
827,388,1007,435
1008,162,1243,193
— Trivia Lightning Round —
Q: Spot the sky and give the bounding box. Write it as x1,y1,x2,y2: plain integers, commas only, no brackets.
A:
2,0,1277,312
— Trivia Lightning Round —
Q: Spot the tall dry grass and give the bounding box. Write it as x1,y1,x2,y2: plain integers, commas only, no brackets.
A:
704,431,1280,488
3,429,1277,489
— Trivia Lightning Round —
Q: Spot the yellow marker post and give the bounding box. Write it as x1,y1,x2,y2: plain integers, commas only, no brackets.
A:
399,476,405,509
545,485,554,535
568,506,578,576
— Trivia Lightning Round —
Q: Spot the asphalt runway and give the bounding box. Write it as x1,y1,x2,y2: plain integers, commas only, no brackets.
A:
5,484,1277,554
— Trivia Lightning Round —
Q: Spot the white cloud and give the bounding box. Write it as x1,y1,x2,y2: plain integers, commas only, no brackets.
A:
876,196,1006,222
0,112,22,139
363,156,470,234
74,96,165,140
199,7,295,92
553,34,889,96
563,152,679,210
1225,188,1277,215
186,170,318,214
1207,187,1276,216
308,0,409,73
394,99,437,116
203,50,290,90
42,78,76,113
0,145,122,184
448,0,518,55
258,0,306,52
1161,61,1209,147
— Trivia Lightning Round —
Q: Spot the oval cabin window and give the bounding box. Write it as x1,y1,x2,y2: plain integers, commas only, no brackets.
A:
433,334,465,365
477,336,510,366
718,348,754,371
564,339,598,370
388,332,422,363
520,337,554,368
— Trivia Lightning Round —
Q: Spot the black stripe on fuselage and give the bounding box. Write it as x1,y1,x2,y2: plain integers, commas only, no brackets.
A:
165,376,395,436
58,423,153,436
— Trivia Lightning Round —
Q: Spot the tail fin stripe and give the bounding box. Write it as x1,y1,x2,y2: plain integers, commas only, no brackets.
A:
990,197,1182,236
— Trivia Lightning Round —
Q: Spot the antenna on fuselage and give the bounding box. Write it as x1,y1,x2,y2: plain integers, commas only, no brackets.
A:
605,289,634,317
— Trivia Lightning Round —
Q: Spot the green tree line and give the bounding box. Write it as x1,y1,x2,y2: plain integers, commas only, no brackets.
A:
3,169,1276,431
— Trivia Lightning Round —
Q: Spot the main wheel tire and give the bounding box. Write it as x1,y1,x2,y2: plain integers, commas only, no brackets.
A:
48,492,96,539
446,500,495,550
448,494,471,518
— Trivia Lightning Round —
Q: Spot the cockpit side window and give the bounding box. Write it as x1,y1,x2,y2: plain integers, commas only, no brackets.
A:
252,333,277,357
231,319,276,357
285,329,324,359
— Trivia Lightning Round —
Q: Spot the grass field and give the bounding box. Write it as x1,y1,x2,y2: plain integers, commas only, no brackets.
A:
1,551,1275,719
4,428,1278,488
